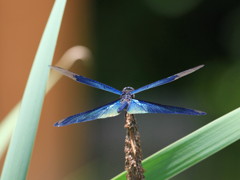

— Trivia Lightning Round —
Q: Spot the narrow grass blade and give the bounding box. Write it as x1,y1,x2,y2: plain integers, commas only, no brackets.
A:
113,108,240,180
1,1,67,179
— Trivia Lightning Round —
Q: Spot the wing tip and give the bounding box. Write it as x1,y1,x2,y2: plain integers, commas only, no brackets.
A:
190,64,205,72
54,122,62,127
194,110,207,116
54,118,66,127
176,64,205,79
49,65,61,71
50,65,75,79
194,64,205,71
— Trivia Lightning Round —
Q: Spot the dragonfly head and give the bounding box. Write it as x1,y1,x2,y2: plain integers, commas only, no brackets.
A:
121,87,135,99
122,86,134,93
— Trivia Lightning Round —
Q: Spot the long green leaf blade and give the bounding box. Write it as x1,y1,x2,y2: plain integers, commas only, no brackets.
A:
113,108,240,180
0,45,90,160
1,1,67,179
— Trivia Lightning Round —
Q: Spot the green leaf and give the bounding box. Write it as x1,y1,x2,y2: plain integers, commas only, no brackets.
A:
0,45,90,161
113,108,240,180
1,1,67,179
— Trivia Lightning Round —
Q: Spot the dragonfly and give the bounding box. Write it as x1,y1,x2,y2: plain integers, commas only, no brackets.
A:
50,65,206,127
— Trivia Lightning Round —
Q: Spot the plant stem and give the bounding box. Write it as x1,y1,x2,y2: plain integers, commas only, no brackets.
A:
124,113,144,180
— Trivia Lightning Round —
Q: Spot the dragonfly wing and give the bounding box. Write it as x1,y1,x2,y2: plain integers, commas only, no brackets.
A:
50,66,122,95
131,65,204,95
127,99,206,115
55,100,123,127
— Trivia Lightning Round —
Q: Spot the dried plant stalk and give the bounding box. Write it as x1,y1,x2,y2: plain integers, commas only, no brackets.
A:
124,113,145,180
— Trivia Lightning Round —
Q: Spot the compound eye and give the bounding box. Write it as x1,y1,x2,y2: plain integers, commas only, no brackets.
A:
122,86,134,92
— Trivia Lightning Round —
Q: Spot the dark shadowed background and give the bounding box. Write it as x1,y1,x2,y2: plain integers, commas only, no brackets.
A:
0,0,240,179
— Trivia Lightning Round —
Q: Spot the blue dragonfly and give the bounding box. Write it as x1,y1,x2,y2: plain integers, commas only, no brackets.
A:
50,65,206,127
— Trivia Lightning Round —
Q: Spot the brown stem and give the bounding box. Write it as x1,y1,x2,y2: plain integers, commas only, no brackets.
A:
124,113,145,180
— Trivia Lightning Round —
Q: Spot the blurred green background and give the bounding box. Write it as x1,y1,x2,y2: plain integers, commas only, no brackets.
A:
1,0,240,179
91,0,240,179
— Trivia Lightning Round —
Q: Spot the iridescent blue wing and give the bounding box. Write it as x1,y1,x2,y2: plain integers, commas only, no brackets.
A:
55,100,123,127
50,66,122,95
131,65,204,95
127,99,206,115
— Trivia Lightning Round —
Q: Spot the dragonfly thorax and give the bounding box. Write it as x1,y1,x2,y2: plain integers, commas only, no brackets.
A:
121,86,135,101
